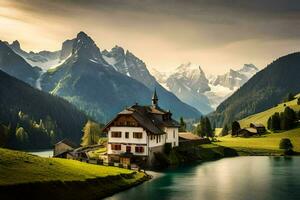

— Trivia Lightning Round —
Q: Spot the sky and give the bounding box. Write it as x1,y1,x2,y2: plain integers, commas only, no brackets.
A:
0,0,300,74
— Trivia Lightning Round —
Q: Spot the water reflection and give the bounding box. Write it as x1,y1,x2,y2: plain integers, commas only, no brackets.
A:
106,157,300,200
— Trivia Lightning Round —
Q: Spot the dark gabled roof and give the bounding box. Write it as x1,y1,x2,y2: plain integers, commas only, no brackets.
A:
250,123,265,128
102,104,179,134
74,144,104,153
55,138,78,148
238,128,257,134
179,132,202,140
53,149,75,158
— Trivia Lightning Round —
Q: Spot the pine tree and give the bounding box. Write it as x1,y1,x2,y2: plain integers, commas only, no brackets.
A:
232,121,241,136
267,117,272,130
284,93,295,102
199,117,206,137
205,117,213,138
268,112,281,131
283,106,296,130
179,117,187,132
221,124,229,136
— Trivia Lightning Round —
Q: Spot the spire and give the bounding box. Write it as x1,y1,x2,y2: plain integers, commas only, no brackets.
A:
152,88,158,108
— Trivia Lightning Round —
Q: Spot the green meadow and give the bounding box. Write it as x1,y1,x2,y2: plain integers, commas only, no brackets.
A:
216,128,300,154
0,148,144,186
216,94,300,155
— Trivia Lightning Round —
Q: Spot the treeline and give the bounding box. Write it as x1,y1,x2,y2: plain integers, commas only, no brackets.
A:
267,106,300,131
193,116,214,138
0,112,61,149
0,70,88,149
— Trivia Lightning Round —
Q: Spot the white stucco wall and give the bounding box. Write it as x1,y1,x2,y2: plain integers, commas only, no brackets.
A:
108,126,148,156
148,134,166,148
107,143,148,156
165,127,179,147
108,126,147,144
107,126,178,157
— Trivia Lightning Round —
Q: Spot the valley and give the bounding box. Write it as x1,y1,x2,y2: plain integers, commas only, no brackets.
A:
1,1,300,200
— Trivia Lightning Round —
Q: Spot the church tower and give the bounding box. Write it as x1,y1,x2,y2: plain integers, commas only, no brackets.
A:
152,88,158,108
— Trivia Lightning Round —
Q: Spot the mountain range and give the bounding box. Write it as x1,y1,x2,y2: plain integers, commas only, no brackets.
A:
0,41,40,86
0,32,201,122
209,52,300,127
2,31,299,130
151,63,258,114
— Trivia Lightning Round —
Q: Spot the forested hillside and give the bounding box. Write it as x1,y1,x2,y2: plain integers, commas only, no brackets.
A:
0,70,88,149
210,52,300,127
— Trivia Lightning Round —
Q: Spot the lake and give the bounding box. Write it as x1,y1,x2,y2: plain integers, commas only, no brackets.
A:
106,156,300,200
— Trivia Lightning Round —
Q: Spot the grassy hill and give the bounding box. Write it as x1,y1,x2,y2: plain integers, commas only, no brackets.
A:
216,94,300,155
0,148,147,199
239,93,300,128
217,128,300,154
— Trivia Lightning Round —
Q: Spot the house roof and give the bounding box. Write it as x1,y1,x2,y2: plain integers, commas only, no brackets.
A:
239,128,257,134
74,144,104,153
55,138,78,148
179,132,201,140
103,104,179,134
53,149,75,158
250,123,265,128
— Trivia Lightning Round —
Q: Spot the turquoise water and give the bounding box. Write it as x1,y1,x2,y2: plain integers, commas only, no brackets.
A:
106,156,300,200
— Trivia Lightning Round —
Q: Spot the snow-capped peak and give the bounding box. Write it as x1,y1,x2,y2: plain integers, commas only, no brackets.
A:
173,62,207,81
238,64,259,78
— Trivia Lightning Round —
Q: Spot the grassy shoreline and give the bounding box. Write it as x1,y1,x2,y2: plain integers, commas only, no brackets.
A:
0,148,150,199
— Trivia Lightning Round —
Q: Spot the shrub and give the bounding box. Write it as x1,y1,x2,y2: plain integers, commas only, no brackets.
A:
279,138,293,151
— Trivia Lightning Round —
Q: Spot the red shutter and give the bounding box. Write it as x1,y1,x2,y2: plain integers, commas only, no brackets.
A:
135,146,144,153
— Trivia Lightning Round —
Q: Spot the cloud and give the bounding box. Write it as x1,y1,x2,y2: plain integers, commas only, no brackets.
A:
0,0,300,73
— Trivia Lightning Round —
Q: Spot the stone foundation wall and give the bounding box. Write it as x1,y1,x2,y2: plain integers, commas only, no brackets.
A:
148,145,164,166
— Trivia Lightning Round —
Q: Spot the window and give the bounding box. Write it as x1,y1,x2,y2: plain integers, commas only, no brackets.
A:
173,130,175,138
126,146,131,153
135,146,144,153
111,144,121,150
111,132,121,138
133,132,143,139
130,122,137,126
125,132,129,138
156,135,158,143
151,135,155,140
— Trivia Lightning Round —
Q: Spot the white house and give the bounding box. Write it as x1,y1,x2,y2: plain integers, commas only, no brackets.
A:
103,90,179,166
